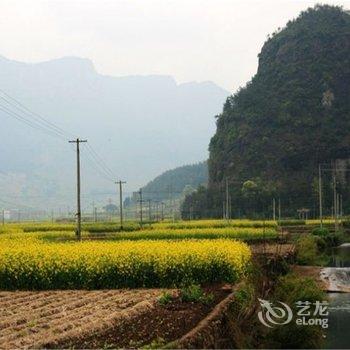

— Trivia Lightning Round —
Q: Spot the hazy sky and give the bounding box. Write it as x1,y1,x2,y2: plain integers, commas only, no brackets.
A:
1,0,349,91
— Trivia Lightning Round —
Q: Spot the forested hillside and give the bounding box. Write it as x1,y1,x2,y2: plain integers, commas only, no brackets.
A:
139,161,208,202
182,5,350,219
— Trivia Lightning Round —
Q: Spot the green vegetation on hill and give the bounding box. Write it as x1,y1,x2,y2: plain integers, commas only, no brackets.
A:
182,5,350,219
137,161,208,202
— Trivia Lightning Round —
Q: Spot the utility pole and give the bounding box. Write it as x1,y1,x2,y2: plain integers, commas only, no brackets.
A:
92,201,95,222
69,138,87,240
2,210,4,226
169,184,175,223
147,199,152,222
337,193,340,221
272,198,276,221
332,161,338,231
337,193,342,220
116,180,126,230
229,195,232,220
155,201,159,221
161,202,165,221
94,206,97,222
225,177,229,221
340,194,343,218
138,189,143,227
318,164,323,229
278,197,281,221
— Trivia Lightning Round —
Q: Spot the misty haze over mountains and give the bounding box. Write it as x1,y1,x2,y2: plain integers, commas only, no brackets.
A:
0,55,228,210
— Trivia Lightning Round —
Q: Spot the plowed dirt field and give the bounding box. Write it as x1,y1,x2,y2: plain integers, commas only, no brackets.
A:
0,289,162,349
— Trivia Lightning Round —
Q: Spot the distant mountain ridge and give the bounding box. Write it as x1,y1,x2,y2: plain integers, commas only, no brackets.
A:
0,55,228,210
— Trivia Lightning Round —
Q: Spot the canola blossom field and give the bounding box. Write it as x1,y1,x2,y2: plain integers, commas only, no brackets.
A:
154,219,278,229
5,227,276,242
0,219,277,292
0,232,251,289
89,226,277,241
0,219,283,290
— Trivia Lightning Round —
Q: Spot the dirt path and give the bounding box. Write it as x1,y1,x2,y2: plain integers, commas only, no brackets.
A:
251,243,295,256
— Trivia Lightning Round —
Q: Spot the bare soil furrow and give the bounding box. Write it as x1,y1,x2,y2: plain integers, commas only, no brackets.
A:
0,290,160,348
0,291,84,317
0,291,65,311
0,292,110,338
0,290,162,349
0,291,96,331
19,298,158,349
0,292,34,302
32,292,145,329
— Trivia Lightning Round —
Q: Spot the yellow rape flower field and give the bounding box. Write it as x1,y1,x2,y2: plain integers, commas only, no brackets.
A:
153,219,277,229
0,232,252,290
5,227,276,242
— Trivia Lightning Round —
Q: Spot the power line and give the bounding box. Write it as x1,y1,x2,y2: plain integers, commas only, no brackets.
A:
0,89,74,139
0,104,67,141
81,147,115,182
0,88,117,181
0,100,69,140
85,143,116,179
0,98,68,139
0,88,121,205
